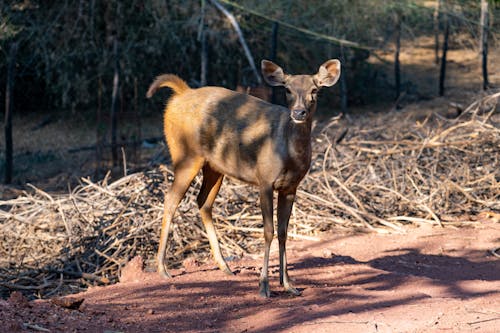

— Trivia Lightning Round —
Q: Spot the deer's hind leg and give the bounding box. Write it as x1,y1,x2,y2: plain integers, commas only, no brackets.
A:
158,156,205,278
197,164,233,275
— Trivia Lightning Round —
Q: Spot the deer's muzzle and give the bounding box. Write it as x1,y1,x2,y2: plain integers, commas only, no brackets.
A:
291,109,307,122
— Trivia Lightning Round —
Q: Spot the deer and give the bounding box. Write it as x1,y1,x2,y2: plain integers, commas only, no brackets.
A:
146,59,341,297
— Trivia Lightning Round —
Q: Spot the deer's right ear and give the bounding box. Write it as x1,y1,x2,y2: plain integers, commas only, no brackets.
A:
261,60,287,87
315,59,341,87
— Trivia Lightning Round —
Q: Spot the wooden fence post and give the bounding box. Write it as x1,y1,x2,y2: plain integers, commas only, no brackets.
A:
110,37,120,166
4,42,18,184
270,22,279,104
439,14,449,96
339,44,348,114
95,76,103,178
134,77,141,163
433,0,442,64
199,0,208,86
480,0,489,90
394,12,402,101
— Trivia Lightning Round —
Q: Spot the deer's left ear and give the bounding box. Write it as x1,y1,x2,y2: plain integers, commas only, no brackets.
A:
261,60,288,87
315,59,341,87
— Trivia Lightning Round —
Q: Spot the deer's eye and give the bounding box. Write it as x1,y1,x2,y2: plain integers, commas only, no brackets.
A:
311,88,318,95
285,88,292,95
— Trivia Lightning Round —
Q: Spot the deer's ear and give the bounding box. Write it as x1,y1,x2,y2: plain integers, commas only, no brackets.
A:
261,60,288,87
315,59,341,87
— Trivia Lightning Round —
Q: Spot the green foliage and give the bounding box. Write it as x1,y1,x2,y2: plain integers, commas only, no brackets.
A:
0,15,22,41
0,0,497,115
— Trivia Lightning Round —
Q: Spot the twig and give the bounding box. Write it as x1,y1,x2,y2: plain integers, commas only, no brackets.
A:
23,323,50,332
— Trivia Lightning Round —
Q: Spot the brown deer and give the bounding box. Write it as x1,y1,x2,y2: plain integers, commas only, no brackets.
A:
146,59,341,297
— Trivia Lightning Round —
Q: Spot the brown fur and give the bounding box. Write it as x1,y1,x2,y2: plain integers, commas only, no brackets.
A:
147,59,341,297
146,74,190,98
235,85,272,101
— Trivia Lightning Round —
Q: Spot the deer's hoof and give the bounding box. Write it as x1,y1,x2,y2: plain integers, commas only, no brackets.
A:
220,265,235,276
285,285,302,296
259,280,271,298
158,268,172,279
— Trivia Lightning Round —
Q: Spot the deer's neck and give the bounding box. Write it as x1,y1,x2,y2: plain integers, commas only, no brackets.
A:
286,119,312,165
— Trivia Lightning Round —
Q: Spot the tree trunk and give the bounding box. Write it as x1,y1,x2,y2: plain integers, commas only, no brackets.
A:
95,76,103,178
110,37,120,166
270,22,279,104
4,42,18,184
134,77,141,163
394,12,402,100
433,0,442,64
480,0,489,90
439,17,449,96
339,44,348,114
200,31,208,86
199,0,208,86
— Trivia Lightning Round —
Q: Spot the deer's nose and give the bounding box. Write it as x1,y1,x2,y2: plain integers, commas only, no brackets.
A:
291,109,307,122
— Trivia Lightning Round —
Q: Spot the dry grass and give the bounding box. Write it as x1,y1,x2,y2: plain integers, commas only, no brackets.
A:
0,92,499,299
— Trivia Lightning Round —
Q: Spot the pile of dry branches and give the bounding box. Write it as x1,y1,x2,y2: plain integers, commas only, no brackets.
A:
309,92,500,230
1,93,499,298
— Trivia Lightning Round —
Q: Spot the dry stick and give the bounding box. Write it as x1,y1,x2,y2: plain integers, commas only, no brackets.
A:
47,269,110,284
80,177,116,196
321,145,402,231
69,193,93,225
23,323,50,333
0,281,54,291
94,249,121,266
429,120,474,143
27,184,55,203
405,170,442,226
447,180,497,207
44,274,64,297
324,144,368,213
209,0,261,84
480,92,500,124
121,147,128,177
298,189,372,229
388,216,437,224
220,234,248,255
57,200,72,237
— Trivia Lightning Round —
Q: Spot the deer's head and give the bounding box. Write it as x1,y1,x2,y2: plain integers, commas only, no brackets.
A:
261,59,341,124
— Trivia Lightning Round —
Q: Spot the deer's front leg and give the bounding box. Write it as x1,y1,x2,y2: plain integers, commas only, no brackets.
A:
278,190,301,296
259,186,274,298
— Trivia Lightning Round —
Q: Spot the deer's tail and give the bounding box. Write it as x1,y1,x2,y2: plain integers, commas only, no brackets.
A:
146,74,191,98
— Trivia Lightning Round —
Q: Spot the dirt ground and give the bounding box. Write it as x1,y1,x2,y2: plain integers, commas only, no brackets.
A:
1,219,499,333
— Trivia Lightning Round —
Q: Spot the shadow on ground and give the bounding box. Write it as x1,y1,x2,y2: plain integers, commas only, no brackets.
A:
81,236,499,332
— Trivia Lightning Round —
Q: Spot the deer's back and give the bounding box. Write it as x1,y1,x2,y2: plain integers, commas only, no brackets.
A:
165,87,292,186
